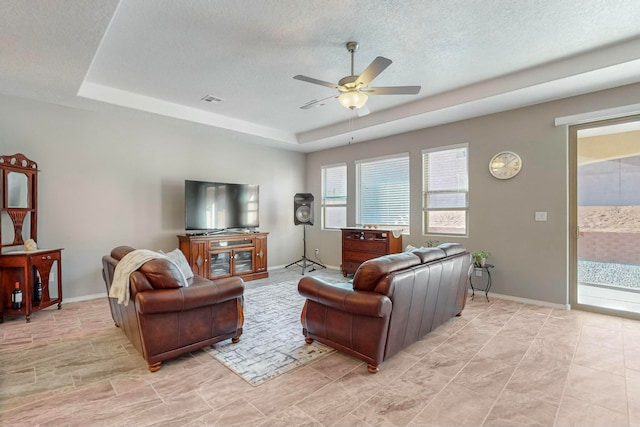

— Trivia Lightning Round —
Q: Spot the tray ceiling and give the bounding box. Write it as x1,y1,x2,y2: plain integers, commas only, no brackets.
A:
3,0,640,152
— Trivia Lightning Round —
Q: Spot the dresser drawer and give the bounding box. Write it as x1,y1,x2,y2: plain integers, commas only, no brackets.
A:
343,250,380,263
31,251,61,269
343,239,388,253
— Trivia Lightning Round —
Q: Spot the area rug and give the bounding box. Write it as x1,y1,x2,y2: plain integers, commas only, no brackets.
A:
205,274,342,386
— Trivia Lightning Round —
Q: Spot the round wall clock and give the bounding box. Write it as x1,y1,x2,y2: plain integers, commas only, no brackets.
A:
489,151,522,179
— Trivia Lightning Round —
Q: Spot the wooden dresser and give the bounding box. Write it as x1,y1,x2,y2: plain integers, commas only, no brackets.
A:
341,227,403,276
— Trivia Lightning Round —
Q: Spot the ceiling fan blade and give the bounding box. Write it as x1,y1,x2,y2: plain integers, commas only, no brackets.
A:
293,75,341,90
355,56,392,87
299,94,338,110
362,86,421,95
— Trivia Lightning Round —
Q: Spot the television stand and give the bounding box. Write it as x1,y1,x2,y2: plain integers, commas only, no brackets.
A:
178,232,268,282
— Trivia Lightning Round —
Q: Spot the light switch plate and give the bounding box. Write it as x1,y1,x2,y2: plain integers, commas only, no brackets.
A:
535,211,548,221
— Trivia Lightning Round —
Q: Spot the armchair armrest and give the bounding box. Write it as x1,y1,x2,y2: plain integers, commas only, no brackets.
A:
136,276,244,315
298,276,391,318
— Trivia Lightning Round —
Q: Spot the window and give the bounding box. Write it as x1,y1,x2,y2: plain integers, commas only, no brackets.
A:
422,144,468,235
321,163,347,229
356,154,410,228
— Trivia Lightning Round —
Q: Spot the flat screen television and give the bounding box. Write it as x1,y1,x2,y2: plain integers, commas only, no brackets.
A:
185,180,259,232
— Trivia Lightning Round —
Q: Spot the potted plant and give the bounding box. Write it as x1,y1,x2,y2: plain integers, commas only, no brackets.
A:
472,251,491,267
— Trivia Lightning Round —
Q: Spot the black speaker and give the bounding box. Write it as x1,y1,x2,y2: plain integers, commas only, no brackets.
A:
294,193,314,225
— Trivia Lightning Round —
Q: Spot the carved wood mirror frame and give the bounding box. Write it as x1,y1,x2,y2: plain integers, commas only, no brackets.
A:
0,153,38,250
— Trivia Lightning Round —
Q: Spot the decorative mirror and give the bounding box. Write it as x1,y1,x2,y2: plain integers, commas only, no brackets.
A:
0,153,38,251
7,172,29,208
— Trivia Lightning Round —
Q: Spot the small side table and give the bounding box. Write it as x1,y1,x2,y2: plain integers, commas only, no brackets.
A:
0,248,63,322
469,264,494,302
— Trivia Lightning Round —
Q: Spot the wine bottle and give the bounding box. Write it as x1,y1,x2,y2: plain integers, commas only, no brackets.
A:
11,282,23,310
33,277,42,303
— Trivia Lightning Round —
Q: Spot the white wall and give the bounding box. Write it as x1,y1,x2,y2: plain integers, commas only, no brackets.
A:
305,83,640,306
0,94,306,299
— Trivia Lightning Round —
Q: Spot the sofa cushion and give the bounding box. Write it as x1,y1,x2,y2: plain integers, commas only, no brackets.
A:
353,252,421,292
162,248,195,280
139,259,184,290
411,247,446,263
438,243,466,257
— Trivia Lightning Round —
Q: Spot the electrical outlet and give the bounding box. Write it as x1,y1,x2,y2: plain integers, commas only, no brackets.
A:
475,270,483,277
314,248,320,255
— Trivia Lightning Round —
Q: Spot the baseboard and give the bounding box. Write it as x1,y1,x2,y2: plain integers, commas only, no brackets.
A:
65,292,107,303
469,289,569,310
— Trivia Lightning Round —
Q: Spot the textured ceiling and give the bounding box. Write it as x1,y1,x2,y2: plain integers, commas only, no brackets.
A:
3,0,640,152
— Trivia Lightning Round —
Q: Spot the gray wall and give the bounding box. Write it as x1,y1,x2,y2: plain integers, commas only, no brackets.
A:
3,82,640,306
0,94,306,299
305,83,640,306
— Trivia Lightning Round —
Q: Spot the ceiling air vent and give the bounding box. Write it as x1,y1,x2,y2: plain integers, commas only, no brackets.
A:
201,94,223,103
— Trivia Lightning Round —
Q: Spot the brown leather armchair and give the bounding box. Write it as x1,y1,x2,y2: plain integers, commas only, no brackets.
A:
102,246,244,372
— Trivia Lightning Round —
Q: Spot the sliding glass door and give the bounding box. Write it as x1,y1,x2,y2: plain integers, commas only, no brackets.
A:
569,115,640,318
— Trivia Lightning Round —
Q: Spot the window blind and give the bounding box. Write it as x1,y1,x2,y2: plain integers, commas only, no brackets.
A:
422,144,468,235
357,155,409,227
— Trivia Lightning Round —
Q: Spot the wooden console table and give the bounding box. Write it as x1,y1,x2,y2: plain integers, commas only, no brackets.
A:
178,232,268,281
341,227,403,276
0,248,63,322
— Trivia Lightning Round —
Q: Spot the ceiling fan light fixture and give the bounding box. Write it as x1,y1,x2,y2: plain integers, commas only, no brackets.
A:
338,91,368,110
295,41,420,111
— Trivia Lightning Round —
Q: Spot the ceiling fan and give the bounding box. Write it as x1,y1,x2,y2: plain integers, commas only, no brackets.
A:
294,41,421,113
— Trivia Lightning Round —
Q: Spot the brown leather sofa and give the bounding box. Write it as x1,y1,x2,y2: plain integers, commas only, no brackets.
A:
102,246,244,372
298,243,472,373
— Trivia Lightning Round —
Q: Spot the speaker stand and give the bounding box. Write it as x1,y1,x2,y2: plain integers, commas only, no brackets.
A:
285,224,326,275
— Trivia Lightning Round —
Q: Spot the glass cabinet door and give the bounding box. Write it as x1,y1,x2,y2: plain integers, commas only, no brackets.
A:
209,251,231,278
234,249,254,274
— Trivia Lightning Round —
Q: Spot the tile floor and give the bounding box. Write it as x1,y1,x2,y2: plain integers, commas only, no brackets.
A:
1,267,640,427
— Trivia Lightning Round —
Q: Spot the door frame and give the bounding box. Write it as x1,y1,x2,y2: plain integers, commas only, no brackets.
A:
568,114,640,320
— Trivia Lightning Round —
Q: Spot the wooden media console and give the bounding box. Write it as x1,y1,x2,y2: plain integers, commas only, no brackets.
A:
178,232,268,281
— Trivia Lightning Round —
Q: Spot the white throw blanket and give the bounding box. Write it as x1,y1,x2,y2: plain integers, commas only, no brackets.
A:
109,249,188,306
